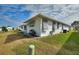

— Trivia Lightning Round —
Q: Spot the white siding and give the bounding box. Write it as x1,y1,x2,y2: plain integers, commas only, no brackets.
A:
7,27,13,31
21,16,70,37
53,23,63,35
18,26,23,31
63,25,69,31
0,28,2,31
40,20,52,36
40,20,70,36
26,17,42,36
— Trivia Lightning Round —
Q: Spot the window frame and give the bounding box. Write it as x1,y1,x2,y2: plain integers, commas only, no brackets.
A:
57,22,60,29
29,20,35,27
24,25,27,30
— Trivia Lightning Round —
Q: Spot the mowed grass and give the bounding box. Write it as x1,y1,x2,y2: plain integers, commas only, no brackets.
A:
0,31,17,44
57,32,79,55
4,31,72,55
0,30,79,55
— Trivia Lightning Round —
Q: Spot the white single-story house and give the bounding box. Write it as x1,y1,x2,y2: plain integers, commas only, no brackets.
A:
0,26,13,32
19,13,70,37
7,26,13,31
0,27,2,31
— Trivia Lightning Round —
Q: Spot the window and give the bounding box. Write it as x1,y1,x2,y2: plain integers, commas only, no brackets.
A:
20,26,23,29
53,21,57,29
53,21,56,24
24,25,27,30
57,23,60,29
29,20,35,27
43,19,48,22
62,24,63,30
42,19,48,32
52,21,55,32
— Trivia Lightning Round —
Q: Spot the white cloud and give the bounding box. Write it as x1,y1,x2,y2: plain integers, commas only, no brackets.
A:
0,15,20,24
25,4,79,25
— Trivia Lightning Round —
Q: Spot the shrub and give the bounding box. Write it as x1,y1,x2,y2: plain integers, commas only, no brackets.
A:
2,26,8,32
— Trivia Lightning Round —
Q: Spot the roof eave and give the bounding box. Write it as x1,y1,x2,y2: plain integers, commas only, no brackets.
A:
23,13,70,26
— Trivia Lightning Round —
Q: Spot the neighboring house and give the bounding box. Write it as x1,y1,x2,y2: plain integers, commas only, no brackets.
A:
71,21,79,31
7,26,13,31
0,27,2,31
20,13,70,37
0,26,13,32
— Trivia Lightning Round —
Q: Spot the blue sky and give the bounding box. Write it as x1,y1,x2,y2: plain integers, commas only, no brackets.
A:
0,4,31,27
0,4,79,27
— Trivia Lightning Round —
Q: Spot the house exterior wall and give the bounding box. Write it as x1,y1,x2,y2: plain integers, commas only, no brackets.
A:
40,20,52,36
40,20,63,36
0,28,2,31
53,23,63,35
19,24,27,34
7,27,13,31
26,17,42,36
18,26,23,31
63,25,70,31
40,20,70,36
21,16,70,37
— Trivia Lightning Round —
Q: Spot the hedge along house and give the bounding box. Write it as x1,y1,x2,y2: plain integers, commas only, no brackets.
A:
19,13,70,37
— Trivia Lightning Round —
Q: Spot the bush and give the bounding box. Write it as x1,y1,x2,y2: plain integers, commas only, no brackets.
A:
2,26,8,32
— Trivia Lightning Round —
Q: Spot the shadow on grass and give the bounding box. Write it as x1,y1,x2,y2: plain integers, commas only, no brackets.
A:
4,32,30,44
57,32,79,55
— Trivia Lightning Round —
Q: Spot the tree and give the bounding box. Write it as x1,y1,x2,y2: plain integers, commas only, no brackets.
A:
2,26,8,32
12,27,14,30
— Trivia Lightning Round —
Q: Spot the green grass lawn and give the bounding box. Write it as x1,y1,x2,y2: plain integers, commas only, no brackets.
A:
0,31,79,55
12,32,72,55
57,32,79,55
